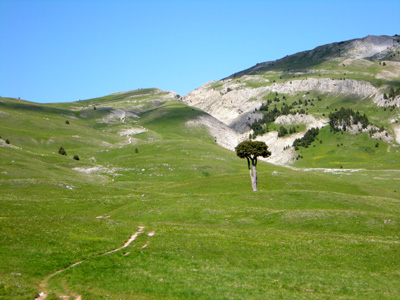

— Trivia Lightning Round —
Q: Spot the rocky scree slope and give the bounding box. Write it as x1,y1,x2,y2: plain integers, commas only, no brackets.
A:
183,35,400,164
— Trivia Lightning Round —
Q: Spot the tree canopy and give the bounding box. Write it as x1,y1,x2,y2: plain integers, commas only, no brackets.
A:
235,140,271,162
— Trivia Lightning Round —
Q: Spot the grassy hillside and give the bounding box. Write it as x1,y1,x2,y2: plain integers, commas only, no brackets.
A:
1,92,400,299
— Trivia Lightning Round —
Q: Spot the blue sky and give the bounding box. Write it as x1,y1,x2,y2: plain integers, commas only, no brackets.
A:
1,0,399,103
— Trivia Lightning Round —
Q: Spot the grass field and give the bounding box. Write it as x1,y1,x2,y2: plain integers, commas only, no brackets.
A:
1,93,399,299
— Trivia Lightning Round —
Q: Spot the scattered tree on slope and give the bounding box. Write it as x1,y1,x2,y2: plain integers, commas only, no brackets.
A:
58,146,67,156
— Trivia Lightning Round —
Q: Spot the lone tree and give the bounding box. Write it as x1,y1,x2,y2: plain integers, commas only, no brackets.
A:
235,140,271,192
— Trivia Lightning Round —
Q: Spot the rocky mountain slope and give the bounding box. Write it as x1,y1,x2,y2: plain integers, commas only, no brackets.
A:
183,35,400,164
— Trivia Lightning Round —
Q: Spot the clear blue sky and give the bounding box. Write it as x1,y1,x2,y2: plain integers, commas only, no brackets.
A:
1,0,399,103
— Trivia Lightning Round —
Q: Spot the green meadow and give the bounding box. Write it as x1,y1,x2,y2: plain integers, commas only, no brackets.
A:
0,92,399,299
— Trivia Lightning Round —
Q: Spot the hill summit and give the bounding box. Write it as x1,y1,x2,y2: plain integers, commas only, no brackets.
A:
225,35,400,78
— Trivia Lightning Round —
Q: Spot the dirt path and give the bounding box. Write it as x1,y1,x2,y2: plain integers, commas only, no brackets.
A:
35,226,147,300
100,226,144,256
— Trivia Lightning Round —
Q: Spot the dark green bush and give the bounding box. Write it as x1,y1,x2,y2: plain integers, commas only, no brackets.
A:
58,146,67,156
293,127,319,149
278,126,288,137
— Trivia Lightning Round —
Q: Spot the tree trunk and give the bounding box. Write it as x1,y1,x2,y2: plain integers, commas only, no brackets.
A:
247,157,258,192
246,157,257,192
251,165,257,192
250,164,258,191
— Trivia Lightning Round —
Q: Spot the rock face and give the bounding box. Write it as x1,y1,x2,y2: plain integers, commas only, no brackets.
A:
186,115,248,151
343,35,399,59
183,80,262,129
269,78,377,97
374,95,400,107
183,78,376,128
275,114,326,127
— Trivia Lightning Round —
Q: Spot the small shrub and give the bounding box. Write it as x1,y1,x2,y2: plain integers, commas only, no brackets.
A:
135,148,139,154
5,139,10,144
73,155,80,161
59,146,67,156
65,120,70,124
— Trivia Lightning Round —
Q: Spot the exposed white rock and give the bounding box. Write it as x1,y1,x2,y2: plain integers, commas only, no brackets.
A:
371,130,394,143
99,109,139,124
73,165,134,177
0,139,21,150
255,131,298,165
374,94,400,108
73,166,113,175
275,113,327,127
344,35,398,59
184,78,377,127
336,123,394,143
119,127,148,136
186,115,248,151
393,125,400,144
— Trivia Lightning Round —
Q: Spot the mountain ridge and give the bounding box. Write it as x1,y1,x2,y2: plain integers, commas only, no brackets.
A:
224,34,400,79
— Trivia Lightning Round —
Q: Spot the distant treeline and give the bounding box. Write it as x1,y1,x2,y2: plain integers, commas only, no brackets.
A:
293,127,319,150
